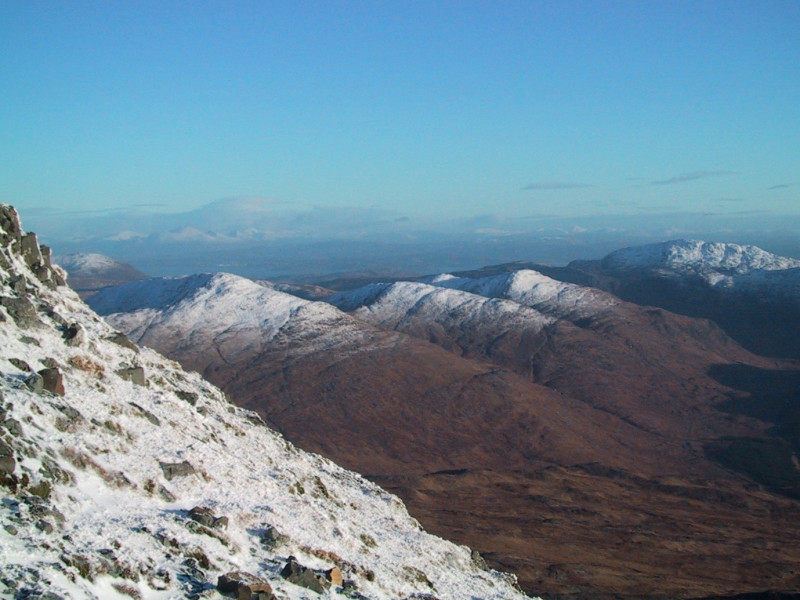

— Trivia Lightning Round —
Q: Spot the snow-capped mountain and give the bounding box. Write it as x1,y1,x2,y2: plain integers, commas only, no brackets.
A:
599,239,800,274
55,252,148,299
561,239,800,359
420,269,619,320
0,205,531,599
326,280,555,344
90,246,800,597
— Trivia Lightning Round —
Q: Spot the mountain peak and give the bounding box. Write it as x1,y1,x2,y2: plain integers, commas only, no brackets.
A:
601,239,800,273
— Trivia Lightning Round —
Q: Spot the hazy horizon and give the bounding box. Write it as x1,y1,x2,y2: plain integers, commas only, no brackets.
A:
3,2,799,278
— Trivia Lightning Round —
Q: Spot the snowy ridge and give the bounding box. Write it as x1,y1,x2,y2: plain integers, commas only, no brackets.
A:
55,253,120,274
90,273,395,363
0,205,531,599
426,269,619,319
327,281,555,334
601,240,800,274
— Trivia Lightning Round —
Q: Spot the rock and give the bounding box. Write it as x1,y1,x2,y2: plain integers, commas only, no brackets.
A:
107,332,139,353
3,418,22,437
10,358,32,372
8,275,26,293
217,571,275,600
260,524,290,549
0,438,16,476
25,373,44,394
159,460,195,481
129,402,160,426
324,566,344,586
20,233,43,268
280,555,332,594
175,390,198,405
116,366,145,386
63,323,86,347
0,204,23,247
471,549,488,570
188,506,228,529
0,295,39,328
38,368,65,396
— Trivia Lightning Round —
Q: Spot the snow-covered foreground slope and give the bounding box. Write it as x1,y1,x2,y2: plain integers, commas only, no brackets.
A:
0,206,531,599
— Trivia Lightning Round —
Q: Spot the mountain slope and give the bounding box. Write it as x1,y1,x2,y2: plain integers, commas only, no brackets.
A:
0,205,530,599
55,252,149,299
561,239,800,359
91,265,800,598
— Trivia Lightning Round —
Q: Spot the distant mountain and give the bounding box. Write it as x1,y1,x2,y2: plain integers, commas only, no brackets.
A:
560,240,800,358
55,252,148,299
91,266,800,598
0,205,529,600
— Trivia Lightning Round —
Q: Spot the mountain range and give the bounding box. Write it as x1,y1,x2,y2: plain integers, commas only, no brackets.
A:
84,238,800,599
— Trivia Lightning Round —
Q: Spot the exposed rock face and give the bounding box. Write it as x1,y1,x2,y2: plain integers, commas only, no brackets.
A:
217,571,275,600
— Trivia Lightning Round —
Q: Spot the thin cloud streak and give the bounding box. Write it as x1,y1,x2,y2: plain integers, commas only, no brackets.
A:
523,181,592,191
651,170,735,186
769,183,794,190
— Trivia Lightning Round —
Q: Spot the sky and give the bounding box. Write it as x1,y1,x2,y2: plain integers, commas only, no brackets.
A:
2,1,800,266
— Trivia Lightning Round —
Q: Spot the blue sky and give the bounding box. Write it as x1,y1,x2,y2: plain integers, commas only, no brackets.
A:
2,1,799,235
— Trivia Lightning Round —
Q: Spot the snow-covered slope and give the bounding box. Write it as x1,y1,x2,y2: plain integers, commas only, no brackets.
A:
422,269,619,320
0,205,530,599
601,239,800,274
54,253,149,299
89,273,396,366
326,280,555,338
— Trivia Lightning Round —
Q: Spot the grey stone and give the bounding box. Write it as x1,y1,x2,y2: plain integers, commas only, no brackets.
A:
3,418,23,437
260,524,290,549
0,438,15,475
129,402,160,426
0,295,39,328
9,275,26,293
280,555,331,594
63,323,86,347
20,233,42,268
116,367,145,386
25,373,44,394
0,205,23,247
217,571,275,600
159,460,195,481
188,506,228,529
107,332,139,353
175,390,199,405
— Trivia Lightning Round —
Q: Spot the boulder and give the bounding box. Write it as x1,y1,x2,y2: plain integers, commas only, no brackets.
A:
63,323,86,347
116,366,145,386
0,438,16,476
217,571,275,600
188,506,228,529
107,332,139,353
260,524,290,549
39,368,65,396
0,295,39,328
280,555,332,593
0,205,23,248
159,460,195,481
20,233,43,268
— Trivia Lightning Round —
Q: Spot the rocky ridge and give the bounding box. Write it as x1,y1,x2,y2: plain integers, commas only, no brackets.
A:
0,203,530,599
